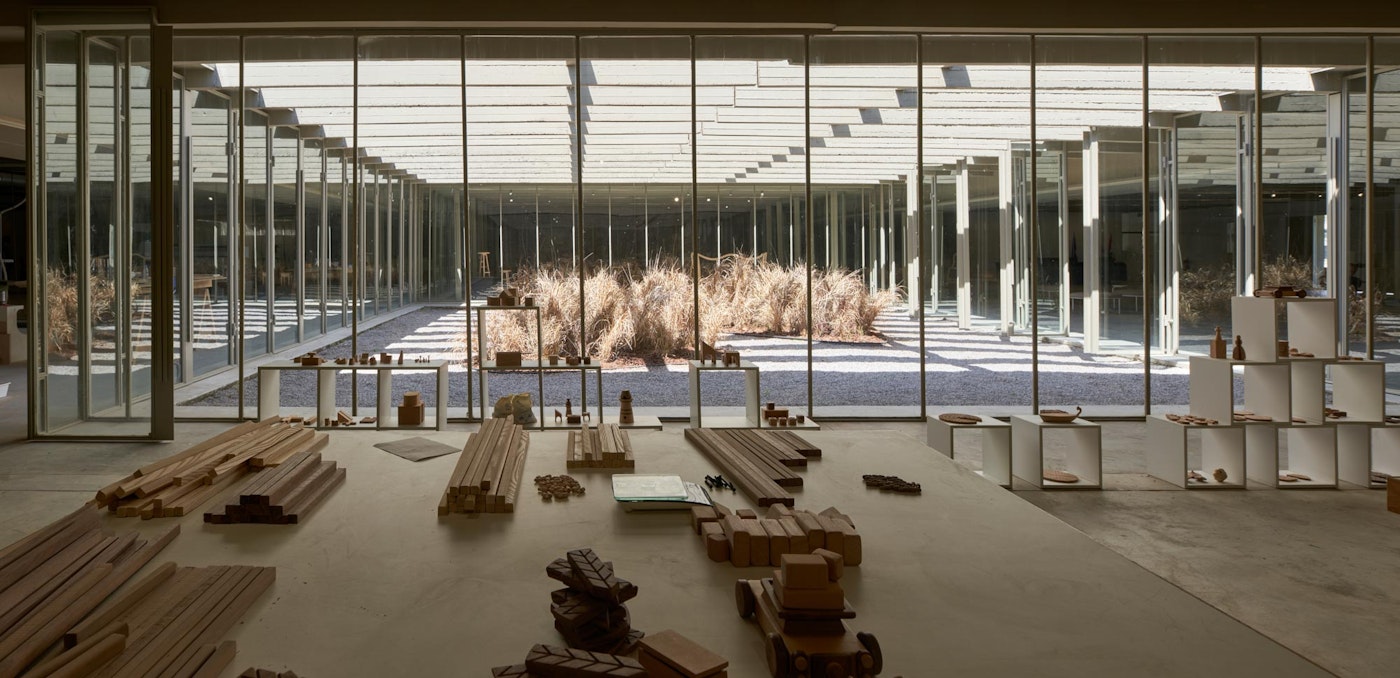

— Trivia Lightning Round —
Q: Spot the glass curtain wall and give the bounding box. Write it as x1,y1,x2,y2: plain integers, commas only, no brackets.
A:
1375,40,1400,387
1035,36,1146,414
922,36,1033,410
692,36,808,421
579,36,692,423
809,35,918,417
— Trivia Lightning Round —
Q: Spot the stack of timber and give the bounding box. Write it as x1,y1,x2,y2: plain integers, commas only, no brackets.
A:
95,417,329,520
690,503,862,567
566,424,635,469
239,669,303,678
439,417,530,515
205,448,346,524
0,507,177,677
683,429,822,507
65,563,274,678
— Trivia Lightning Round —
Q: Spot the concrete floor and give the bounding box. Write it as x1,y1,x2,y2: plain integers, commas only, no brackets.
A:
0,419,1392,676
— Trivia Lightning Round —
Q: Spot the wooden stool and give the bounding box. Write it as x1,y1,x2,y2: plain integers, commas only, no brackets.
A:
477,251,491,277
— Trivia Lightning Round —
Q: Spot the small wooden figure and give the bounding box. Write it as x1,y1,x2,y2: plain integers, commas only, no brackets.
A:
566,399,574,418
369,357,377,365
619,390,635,425
549,355,560,365
398,350,404,364
555,409,564,424
1210,327,1227,359
1232,335,1246,360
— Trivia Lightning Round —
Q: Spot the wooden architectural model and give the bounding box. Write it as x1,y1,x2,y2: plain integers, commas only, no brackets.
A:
439,418,530,515
618,390,635,425
638,629,729,678
205,447,346,524
547,548,645,654
399,391,425,426
691,504,862,568
94,417,330,519
684,429,821,507
567,424,635,469
736,550,883,677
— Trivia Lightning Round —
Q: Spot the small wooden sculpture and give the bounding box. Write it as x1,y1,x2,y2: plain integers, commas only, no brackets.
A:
399,391,425,426
1212,468,1228,483
555,409,564,424
496,351,523,367
1232,335,1246,360
722,351,741,367
1038,406,1081,423
1210,327,1227,359
398,350,404,365
618,390,635,425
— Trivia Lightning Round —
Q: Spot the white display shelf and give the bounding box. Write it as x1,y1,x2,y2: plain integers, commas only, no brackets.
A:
927,416,1011,488
1188,356,1290,425
257,359,449,431
1245,424,1338,489
687,360,760,428
1146,415,1246,489
1230,296,1337,364
1009,415,1102,490
1350,425,1400,488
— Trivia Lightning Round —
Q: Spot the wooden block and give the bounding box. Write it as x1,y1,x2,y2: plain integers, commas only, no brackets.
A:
815,514,844,556
638,653,689,678
779,553,830,589
831,518,862,566
701,525,730,563
812,548,845,581
742,519,769,567
793,511,825,549
764,504,793,520
778,517,808,555
1390,477,1400,514
819,506,855,527
735,509,758,520
690,506,719,534
65,560,177,648
760,518,788,564
773,571,845,610
189,640,238,678
524,643,647,678
637,629,729,678
709,501,732,518
33,631,126,678
720,515,749,567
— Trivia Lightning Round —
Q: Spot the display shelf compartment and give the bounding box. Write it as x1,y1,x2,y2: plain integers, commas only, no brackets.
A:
1246,424,1338,488
687,360,760,428
927,416,1011,488
1146,416,1246,489
1189,357,1291,424
1329,361,1385,423
1357,425,1400,488
1010,415,1101,489
1230,296,1337,364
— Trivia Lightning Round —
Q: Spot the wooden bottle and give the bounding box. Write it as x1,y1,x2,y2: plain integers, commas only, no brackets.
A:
1231,335,1246,360
1210,327,1227,359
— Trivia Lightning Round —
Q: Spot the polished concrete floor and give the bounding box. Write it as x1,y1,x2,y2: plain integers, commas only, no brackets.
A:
0,417,1393,676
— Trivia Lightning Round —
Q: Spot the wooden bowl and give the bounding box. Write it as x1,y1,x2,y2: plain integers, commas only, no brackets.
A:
1038,406,1082,424
938,413,982,425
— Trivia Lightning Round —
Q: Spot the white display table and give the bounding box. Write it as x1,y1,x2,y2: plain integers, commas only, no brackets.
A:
927,416,1011,487
1010,415,1102,489
257,359,449,430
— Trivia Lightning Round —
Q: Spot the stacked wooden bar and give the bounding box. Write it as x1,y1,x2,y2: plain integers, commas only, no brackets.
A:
94,418,329,520
0,507,178,677
566,424,635,469
439,418,530,515
491,644,647,678
205,448,346,525
240,669,302,677
69,563,275,678
690,503,862,567
684,429,822,507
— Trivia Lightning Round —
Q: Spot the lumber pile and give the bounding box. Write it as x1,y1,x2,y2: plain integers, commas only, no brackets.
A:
439,418,530,515
205,448,346,524
68,563,274,678
94,417,329,520
684,429,822,507
0,507,178,677
240,669,302,678
690,503,862,568
566,424,634,470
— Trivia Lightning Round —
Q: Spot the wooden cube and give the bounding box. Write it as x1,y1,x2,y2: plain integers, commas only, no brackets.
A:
812,548,844,581
403,391,422,407
496,351,523,367
742,519,769,567
691,505,719,534
398,402,425,426
773,570,845,610
779,517,809,554
779,553,831,589
736,508,758,520
701,523,730,563
720,515,749,567
760,518,788,564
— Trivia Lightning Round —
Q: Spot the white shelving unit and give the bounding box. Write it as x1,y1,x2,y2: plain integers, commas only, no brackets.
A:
1146,416,1246,489
257,359,449,431
687,360,761,428
1187,295,1387,489
1010,415,1102,489
927,417,1011,488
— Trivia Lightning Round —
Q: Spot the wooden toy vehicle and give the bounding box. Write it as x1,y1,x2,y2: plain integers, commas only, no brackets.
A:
735,551,882,677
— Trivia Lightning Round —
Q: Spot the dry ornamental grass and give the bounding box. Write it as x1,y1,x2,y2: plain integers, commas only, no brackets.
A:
462,256,898,364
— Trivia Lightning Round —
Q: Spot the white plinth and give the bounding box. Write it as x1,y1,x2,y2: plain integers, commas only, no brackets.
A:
1010,415,1102,489
928,416,1012,488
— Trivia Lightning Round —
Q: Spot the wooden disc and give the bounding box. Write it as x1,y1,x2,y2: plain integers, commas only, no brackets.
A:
1042,469,1079,483
938,413,982,425
1278,474,1299,482
1286,472,1312,481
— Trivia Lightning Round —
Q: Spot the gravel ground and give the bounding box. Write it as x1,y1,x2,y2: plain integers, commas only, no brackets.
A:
182,308,1193,409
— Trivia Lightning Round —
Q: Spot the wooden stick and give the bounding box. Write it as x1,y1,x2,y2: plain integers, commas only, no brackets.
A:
24,621,127,678
65,562,177,649
0,531,108,635
0,507,96,566
153,568,274,678
0,517,97,593
188,640,237,678
38,632,126,678
101,566,247,678
281,467,346,524
0,564,113,676
134,418,277,478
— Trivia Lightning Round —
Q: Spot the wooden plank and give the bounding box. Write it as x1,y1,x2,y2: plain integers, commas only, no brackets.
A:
164,641,217,678
25,621,127,678
498,431,530,513
251,430,327,469
133,418,275,478
65,561,178,648
239,449,316,502
461,418,506,495
686,429,792,507
0,507,96,566
282,467,346,524
270,462,337,519
120,568,201,641
750,431,808,466
721,430,801,486
481,423,519,494
0,564,114,676
452,417,500,493
775,431,821,457
163,469,249,517
152,568,274,678
34,631,126,678
0,515,99,593
262,454,327,509
188,640,237,678
99,566,247,678
0,531,108,635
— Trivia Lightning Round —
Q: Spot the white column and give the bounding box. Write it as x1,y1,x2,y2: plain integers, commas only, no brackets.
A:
955,160,972,329
1082,132,1102,353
